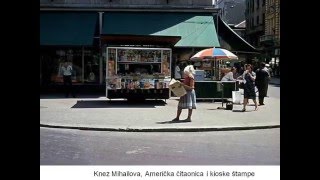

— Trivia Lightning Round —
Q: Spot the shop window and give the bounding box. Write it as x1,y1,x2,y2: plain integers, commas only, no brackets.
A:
252,0,254,12
251,18,254,27
40,50,57,86
41,47,103,85
48,48,83,84
107,48,116,77
162,50,171,76
84,49,100,83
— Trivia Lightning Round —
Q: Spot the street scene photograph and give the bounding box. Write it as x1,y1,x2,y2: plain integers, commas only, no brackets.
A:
40,0,280,167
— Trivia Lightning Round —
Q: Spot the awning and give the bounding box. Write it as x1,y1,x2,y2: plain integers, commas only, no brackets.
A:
40,12,98,46
216,16,259,53
101,35,181,46
102,12,220,47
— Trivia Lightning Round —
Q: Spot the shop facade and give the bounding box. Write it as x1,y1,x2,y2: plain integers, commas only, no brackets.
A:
40,11,102,92
40,9,221,94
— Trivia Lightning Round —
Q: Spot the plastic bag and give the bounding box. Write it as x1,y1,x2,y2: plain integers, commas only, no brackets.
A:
232,91,243,104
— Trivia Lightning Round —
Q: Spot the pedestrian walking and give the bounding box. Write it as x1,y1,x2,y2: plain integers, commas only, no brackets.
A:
239,64,258,112
255,62,270,105
172,65,197,122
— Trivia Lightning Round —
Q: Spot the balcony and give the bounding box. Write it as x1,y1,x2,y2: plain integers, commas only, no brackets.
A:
260,35,274,46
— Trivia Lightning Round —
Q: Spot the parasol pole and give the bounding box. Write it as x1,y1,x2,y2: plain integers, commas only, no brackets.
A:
217,82,225,109
216,56,225,110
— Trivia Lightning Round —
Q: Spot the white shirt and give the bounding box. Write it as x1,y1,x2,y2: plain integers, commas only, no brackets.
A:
175,66,181,79
221,72,235,81
61,65,73,76
263,67,271,77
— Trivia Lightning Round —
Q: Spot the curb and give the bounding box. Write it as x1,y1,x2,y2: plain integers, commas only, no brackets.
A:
269,83,280,86
40,124,280,132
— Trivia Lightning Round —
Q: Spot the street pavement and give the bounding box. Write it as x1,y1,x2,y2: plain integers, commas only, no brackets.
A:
40,80,280,132
269,77,280,85
40,127,280,165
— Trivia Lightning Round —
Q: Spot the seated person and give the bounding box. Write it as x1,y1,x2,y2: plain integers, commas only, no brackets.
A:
221,67,237,81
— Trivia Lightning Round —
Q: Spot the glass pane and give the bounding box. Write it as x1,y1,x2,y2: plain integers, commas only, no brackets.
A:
40,48,57,85
84,49,99,83
107,48,116,76
67,49,82,83
162,50,171,77
53,48,83,83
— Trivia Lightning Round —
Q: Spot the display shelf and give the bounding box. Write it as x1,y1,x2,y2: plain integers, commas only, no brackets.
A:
118,62,162,64
106,47,172,100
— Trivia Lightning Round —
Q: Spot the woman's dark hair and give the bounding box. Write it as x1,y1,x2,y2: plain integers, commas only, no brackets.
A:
245,64,252,69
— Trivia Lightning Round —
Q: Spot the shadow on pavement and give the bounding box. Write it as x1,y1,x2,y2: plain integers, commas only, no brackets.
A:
71,100,167,108
233,110,244,112
233,109,255,112
156,119,192,124
40,93,105,99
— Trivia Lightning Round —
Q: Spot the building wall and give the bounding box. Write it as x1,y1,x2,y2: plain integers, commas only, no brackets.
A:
40,0,213,7
40,0,218,89
263,0,280,75
216,0,246,25
265,0,280,44
233,28,246,38
245,0,265,47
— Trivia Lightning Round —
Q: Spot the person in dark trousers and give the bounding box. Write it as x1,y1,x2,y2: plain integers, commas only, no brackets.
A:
61,61,76,98
255,62,270,105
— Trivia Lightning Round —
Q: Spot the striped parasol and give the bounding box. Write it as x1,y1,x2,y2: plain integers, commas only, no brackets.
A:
190,47,238,60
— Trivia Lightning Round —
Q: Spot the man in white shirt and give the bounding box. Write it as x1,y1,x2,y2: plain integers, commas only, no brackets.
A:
221,67,237,81
61,62,75,98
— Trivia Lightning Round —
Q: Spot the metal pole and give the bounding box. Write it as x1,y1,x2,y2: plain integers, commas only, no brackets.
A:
99,12,104,84
217,82,225,110
82,46,84,83
216,12,219,37
221,83,224,107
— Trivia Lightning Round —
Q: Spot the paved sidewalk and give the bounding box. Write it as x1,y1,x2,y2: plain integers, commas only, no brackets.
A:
40,95,280,132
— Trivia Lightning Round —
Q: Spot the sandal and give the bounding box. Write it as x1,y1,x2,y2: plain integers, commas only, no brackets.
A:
241,108,246,112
